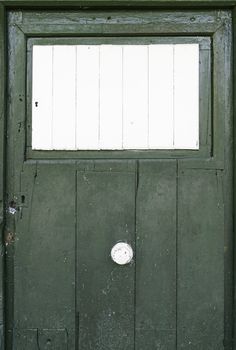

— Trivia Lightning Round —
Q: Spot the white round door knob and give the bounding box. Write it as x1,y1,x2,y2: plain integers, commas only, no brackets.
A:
111,242,133,265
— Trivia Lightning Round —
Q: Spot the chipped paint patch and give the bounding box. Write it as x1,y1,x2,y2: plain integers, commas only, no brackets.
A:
8,206,17,215
8,200,18,215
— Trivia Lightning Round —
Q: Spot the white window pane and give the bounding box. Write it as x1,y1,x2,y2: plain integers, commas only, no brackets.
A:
123,46,149,149
76,46,99,150
32,43,199,151
99,45,123,149
52,46,76,150
32,46,53,150
174,44,199,149
149,45,174,149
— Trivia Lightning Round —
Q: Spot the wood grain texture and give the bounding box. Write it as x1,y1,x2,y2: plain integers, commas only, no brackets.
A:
13,10,229,25
76,166,136,350
177,169,224,349
14,329,38,350
0,4,4,226
1,0,236,7
220,14,234,349
9,163,77,350
5,21,26,350
136,160,177,349
14,164,76,330
0,4,5,348
7,23,26,192
14,10,227,35
14,328,73,350
4,7,234,350
234,8,236,350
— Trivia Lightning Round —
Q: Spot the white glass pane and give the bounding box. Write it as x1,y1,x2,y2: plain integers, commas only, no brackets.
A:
52,46,76,150
123,46,149,149
99,45,123,149
174,44,199,149
32,46,53,150
76,46,100,150
32,43,199,151
149,45,174,149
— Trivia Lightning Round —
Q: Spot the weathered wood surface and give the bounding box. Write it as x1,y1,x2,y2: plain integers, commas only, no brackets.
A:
9,9,228,25
177,169,225,348
3,7,234,350
0,3,4,349
8,9,220,161
9,10,228,36
136,160,177,349
1,0,236,7
11,163,76,349
77,165,136,349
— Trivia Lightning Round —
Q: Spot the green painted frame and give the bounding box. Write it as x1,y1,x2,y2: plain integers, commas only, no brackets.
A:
0,1,235,349
26,36,211,159
6,9,229,167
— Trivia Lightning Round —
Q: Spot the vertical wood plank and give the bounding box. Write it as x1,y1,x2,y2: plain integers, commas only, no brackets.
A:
14,164,76,334
220,17,234,349
174,44,199,149
99,45,123,149
7,24,26,191
52,45,76,150
76,45,99,150
148,45,174,149
233,9,236,350
123,46,148,149
0,4,5,348
177,169,224,348
77,167,135,350
136,160,176,349
6,23,27,349
32,45,53,150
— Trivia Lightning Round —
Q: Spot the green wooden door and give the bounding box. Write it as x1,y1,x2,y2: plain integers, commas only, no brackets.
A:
5,9,233,350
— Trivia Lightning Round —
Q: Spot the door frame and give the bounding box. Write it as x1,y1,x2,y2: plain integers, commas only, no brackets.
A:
0,0,236,349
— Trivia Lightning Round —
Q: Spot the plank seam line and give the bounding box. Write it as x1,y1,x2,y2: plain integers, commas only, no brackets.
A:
134,159,139,350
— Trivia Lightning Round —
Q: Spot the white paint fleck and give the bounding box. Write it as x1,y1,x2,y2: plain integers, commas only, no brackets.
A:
8,207,17,215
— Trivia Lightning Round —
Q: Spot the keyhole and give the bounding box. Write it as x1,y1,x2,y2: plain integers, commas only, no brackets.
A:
35,101,38,107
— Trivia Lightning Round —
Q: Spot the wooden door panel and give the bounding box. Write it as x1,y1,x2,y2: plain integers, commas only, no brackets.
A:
177,169,224,349
77,168,136,349
12,164,76,346
5,9,233,350
136,160,177,349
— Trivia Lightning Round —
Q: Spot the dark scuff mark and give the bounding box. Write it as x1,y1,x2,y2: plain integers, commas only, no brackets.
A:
4,231,15,246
